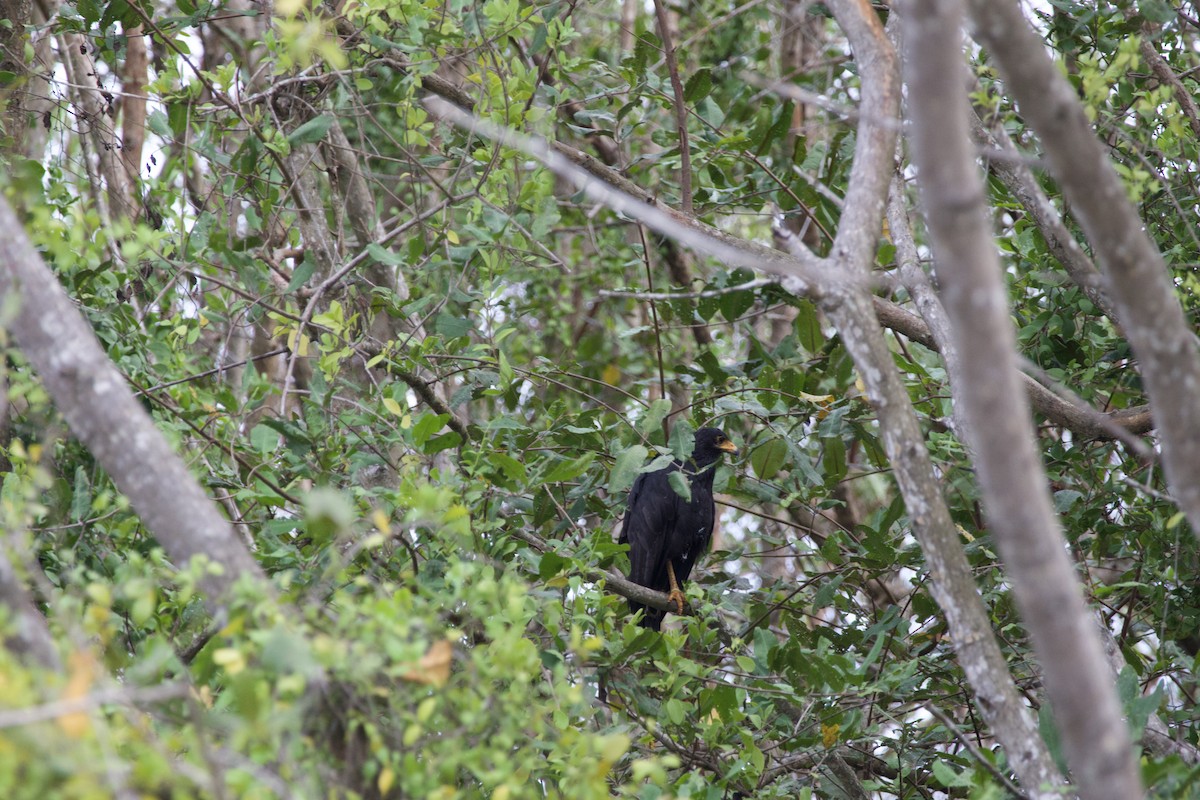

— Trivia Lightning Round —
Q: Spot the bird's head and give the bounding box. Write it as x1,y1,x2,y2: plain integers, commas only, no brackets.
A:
691,427,739,467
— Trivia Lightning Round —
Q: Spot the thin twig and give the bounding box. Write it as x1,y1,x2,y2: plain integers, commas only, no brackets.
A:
652,0,693,214
923,703,1030,800
0,683,189,729
599,278,775,300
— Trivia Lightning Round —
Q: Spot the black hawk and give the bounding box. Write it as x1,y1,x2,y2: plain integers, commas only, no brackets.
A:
619,427,738,630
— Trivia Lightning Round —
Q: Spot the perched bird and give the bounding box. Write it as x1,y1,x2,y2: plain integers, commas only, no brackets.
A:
620,427,738,630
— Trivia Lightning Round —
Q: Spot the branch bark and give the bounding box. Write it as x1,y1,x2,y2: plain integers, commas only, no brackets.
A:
61,34,135,222
970,109,1121,325
0,196,269,608
967,0,1200,544
421,8,1106,791
905,2,1143,798
786,2,1070,795
120,24,148,185
0,548,59,669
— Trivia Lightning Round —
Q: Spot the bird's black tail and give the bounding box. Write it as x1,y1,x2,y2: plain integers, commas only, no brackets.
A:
630,600,665,631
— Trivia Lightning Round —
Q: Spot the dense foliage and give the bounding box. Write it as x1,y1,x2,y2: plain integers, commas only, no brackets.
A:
0,0,1197,797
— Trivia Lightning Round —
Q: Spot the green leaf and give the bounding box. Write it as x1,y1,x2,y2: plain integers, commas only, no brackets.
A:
538,551,568,580
285,256,316,293
669,420,695,461
683,68,713,103
931,760,970,788
287,115,335,145
1053,489,1083,512
70,466,90,522
250,423,281,455
366,242,405,266
608,444,648,494
498,349,514,387
639,398,672,437
488,452,526,483
542,453,595,484
640,454,675,473
435,312,474,339
663,697,686,725
147,110,171,137
750,438,788,480
424,431,462,455
719,289,755,323
1138,0,1175,23
628,34,657,79
696,350,729,384
756,100,794,156
668,470,691,502
1037,703,1069,775
821,437,846,483
303,486,355,544
412,412,449,446
794,299,823,353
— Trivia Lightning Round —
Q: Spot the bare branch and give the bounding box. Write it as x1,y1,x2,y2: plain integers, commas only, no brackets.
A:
0,682,188,729
905,2,1142,798
652,0,694,214
0,548,59,669
786,2,1070,793
119,24,148,184
0,196,269,607
968,0,1200,544
422,96,837,296
598,279,775,301
970,109,1121,324
61,34,135,221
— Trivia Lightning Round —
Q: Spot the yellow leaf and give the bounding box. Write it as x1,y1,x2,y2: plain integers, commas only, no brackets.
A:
372,508,391,535
212,647,247,675
377,767,395,795
602,364,621,386
417,697,437,722
58,651,96,738
402,640,453,686
382,397,403,417
798,391,835,406
446,228,460,245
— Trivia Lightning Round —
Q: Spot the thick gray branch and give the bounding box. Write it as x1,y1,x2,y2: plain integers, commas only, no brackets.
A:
0,196,268,607
905,2,1142,798
796,2,1070,795
0,548,59,668
970,111,1121,325
967,0,1200,543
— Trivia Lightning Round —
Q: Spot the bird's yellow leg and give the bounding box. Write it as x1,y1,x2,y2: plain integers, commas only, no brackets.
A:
666,561,686,615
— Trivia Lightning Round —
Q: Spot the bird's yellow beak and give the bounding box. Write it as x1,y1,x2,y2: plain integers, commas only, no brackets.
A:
718,439,739,454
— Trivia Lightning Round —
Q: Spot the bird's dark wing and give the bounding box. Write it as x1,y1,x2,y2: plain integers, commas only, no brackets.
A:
621,469,678,628
666,474,716,587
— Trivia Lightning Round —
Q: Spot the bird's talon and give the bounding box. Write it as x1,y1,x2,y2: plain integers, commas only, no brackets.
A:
668,589,686,615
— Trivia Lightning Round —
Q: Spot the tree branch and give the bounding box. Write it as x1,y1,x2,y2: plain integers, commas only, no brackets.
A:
906,2,1142,798
968,0,1200,544
0,196,269,608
